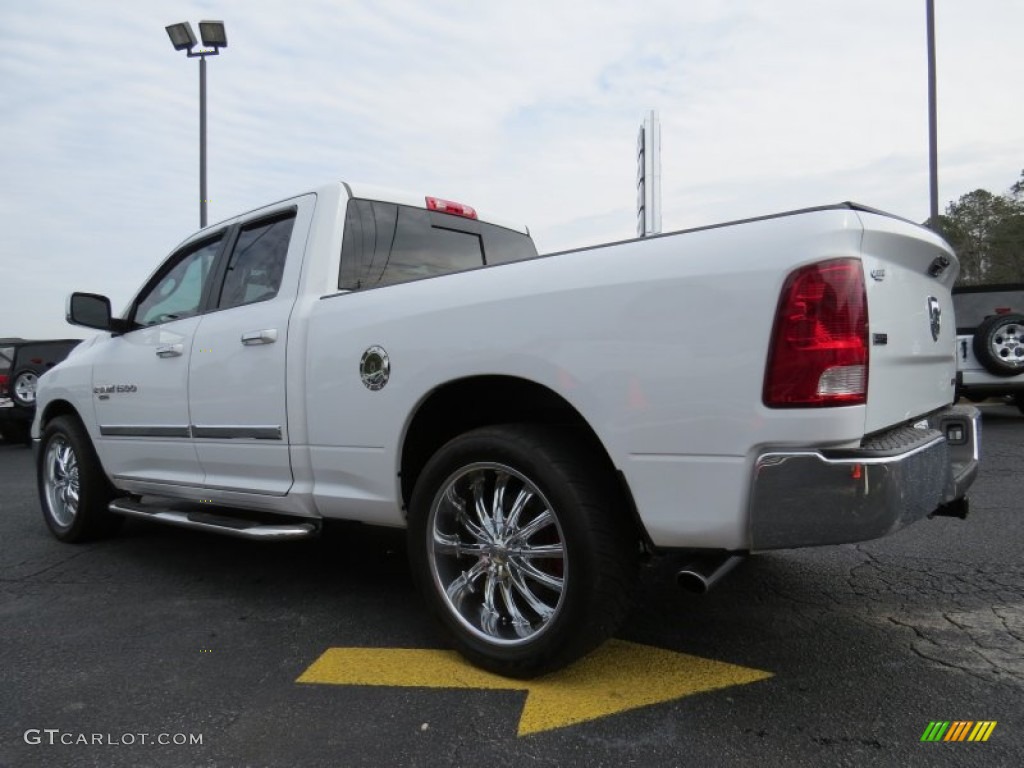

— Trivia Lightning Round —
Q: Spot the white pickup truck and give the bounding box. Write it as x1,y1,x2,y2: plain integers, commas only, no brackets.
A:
34,182,980,677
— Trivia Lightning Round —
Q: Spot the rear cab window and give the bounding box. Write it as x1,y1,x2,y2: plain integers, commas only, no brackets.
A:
339,199,537,291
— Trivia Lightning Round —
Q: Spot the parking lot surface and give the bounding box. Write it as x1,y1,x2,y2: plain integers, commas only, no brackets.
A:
1,404,1022,767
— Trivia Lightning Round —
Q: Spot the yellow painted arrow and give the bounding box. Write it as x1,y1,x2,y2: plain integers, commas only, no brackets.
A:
297,639,772,736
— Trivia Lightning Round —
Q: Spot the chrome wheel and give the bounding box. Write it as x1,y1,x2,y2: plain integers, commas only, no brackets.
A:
43,435,80,528
13,371,38,405
427,462,567,646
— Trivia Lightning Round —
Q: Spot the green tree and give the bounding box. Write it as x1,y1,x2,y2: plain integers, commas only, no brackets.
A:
935,170,1024,286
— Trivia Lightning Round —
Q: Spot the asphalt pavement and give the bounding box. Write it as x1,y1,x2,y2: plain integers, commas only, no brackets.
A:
1,403,1021,767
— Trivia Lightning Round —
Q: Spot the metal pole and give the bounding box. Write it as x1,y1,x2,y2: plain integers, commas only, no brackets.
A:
199,54,208,228
926,0,939,227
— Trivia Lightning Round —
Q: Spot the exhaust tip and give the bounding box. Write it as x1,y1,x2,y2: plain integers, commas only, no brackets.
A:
676,553,746,594
677,569,711,594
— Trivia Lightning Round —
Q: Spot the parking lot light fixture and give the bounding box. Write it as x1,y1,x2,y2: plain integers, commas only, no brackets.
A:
165,20,228,228
199,21,228,49
165,22,197,52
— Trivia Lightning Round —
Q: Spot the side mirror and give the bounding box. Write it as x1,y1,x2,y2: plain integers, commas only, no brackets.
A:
66,292,129,333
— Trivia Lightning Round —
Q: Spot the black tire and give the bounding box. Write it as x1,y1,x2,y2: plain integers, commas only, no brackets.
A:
1015,395,1024,416
10,368,39,407
37,415,123,542
972,313,1024,377
407,424,638,678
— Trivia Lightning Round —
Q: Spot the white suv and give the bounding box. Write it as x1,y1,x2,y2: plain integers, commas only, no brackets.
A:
953,284,1024,412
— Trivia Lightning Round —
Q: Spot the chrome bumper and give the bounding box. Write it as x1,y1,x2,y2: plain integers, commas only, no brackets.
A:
749,405,980,551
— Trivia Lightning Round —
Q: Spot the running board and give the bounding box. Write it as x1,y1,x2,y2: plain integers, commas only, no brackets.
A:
108,497,318,541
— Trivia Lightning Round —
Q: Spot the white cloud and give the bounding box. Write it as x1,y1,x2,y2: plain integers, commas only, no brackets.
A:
1,0,1022,338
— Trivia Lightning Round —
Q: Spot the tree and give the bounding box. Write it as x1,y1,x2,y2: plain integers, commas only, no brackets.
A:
934,170,1024,286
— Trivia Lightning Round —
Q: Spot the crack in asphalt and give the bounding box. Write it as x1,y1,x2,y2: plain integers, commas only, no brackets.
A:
1,548,95,581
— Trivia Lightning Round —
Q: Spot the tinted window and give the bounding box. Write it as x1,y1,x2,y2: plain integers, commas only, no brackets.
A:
480,223,540,265
339,199,537,290
135,236,223,326
218,213,296,309
0,346,13,374
952,288,1024,331
13,342,80,371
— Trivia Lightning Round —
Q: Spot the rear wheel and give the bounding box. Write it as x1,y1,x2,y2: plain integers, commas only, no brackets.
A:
408,425,637,678
37,415,122,542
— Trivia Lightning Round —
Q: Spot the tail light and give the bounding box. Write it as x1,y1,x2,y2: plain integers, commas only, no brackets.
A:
763,258,868,407
0,374,7,397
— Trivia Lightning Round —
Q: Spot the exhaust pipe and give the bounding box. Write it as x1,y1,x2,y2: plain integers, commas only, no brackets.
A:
677,553,746,594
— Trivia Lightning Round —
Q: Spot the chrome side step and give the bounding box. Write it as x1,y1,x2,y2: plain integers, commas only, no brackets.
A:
108,497,318,541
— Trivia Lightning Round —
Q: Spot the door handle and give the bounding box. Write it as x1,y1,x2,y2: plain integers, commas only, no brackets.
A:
241,329,278,346
156,344,183,358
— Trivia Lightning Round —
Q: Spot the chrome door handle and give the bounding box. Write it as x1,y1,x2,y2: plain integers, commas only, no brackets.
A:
241,329,278,346
156,344,183,358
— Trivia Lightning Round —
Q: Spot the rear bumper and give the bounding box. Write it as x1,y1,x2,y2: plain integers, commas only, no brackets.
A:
749,405,980,551
957,373,1024,398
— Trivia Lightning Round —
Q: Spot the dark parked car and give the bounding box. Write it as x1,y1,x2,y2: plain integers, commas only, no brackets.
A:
0,338,81,444
953,284,1024,412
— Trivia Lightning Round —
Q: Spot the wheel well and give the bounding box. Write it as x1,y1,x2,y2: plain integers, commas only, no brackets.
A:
400,376,646,543
39,399,81,429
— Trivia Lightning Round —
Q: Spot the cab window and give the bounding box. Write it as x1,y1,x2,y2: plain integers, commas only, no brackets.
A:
134,236,223,326
217,212,296,310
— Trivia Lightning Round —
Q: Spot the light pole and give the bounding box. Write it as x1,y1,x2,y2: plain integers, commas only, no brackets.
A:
166,21,228,228
926,0,939,228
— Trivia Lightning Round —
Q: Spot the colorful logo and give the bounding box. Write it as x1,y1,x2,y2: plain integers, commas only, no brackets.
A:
921,721,997,742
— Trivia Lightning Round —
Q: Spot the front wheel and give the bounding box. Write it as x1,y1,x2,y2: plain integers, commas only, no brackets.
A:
408,425,638,678
37,415,122,542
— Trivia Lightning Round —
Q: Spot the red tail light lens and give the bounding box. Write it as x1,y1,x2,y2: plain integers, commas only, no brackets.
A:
425,196,478,220
763,258,868,407
0,374,7,397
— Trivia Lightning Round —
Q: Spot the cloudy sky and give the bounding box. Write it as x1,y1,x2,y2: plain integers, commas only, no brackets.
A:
2,0,1022,339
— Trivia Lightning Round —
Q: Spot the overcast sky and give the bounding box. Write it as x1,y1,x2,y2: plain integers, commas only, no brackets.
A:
2,0,1022,339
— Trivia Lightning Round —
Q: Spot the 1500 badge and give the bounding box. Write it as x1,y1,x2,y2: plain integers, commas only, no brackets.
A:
93,384,138,395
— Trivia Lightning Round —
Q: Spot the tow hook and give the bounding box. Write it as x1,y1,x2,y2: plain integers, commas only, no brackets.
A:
930,497,970,520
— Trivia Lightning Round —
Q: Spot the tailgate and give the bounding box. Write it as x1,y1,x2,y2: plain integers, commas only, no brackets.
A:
856,211,959,434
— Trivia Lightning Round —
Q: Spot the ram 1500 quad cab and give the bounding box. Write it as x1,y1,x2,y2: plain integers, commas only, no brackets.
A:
33,182,980,677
